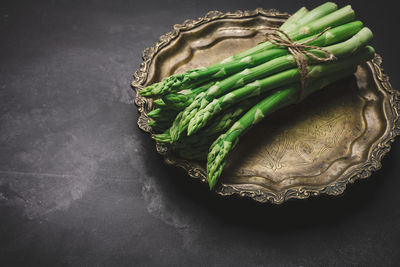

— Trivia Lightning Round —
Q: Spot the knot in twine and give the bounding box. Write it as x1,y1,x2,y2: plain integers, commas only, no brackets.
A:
265,27,336,101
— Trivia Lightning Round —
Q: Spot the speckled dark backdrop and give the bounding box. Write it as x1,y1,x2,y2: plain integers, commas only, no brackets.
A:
1,0,399,266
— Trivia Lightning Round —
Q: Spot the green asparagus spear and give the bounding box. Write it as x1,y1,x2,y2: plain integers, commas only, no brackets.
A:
139,71,211,98
187,33,373,136
207,66,362,189
139,48,288,98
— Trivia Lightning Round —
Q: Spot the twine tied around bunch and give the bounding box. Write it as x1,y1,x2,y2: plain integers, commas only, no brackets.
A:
265,27,336,102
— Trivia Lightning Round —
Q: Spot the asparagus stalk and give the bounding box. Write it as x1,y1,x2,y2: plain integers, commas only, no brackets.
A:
139,3,350,98
187,35,373,136
206,66,361,189
139,48,288,97
139,71,212,98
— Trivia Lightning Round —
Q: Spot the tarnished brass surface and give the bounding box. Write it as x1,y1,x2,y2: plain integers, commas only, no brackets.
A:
132,9,400,203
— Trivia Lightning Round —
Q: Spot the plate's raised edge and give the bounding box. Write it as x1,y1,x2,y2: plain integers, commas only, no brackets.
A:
131,9,400,204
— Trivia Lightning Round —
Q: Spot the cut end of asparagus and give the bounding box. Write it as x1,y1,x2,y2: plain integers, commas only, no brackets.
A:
306,4,355,35
280,7,308,31
315,2,338,13
320,2,338,8
294,7,308,16
296,2,338,27
342,5,355,19
360,27,374,42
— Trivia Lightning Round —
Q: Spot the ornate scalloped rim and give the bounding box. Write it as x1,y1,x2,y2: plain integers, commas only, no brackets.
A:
132,9,400,204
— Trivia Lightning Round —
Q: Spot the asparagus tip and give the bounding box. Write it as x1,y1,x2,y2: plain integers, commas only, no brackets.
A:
148,119,155,126
209,178,217,190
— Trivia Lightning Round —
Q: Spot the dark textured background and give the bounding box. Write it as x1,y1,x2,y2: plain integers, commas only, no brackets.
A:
1,0,399,266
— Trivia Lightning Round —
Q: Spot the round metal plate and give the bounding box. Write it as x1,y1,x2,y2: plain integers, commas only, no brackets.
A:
132,9,400,203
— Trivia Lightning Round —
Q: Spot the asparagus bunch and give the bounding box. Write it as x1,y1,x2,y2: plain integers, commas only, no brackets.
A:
139,2,351,98
138,2,375,189
187,27,373,135
145,3,357,137
170,21,366,141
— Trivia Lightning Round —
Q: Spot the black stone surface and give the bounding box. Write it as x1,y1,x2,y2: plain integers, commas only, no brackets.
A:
1,0,399,266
